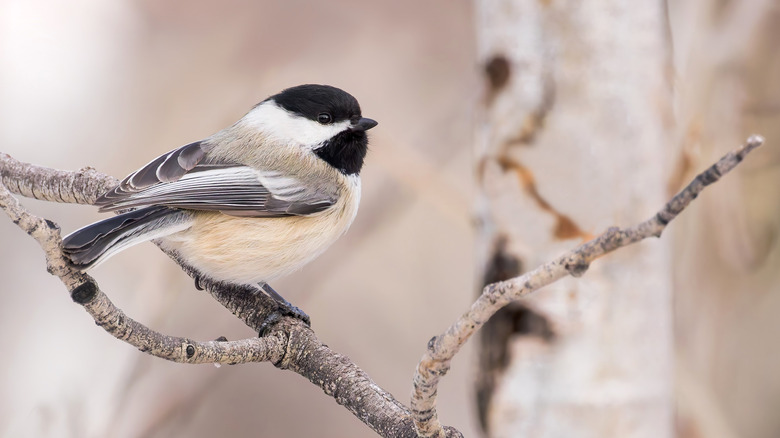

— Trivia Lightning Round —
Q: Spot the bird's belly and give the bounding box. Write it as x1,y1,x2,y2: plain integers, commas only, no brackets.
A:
162,205,355,285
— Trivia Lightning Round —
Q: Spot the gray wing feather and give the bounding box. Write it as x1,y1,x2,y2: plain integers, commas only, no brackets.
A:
96,141,209,205
94,142,336,217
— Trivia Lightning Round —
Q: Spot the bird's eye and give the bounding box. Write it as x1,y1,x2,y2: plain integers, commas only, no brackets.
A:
317,113,333,124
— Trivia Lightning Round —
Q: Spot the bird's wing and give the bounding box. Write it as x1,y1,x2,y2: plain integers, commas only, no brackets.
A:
94,141,337,217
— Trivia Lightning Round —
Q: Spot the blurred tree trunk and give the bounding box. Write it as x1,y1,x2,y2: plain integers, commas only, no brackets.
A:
474,1,674,437
669,1,780,437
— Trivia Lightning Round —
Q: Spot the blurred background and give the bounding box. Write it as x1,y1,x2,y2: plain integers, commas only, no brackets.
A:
0,1,479,436
1,1,779,437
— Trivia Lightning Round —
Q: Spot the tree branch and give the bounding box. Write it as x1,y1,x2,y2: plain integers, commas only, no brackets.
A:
410,135,765,437
0,153,438,438
1,134,762,437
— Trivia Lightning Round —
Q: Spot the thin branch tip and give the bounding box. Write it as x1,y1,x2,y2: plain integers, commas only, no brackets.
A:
747,134,765,147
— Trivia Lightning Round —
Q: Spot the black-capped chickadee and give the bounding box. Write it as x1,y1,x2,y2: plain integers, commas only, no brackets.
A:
62,84,377,319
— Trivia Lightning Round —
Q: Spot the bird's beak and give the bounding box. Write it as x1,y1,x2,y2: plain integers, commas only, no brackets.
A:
349,117,378,132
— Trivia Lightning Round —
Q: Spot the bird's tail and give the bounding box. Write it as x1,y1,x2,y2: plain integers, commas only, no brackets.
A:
62,206,192,270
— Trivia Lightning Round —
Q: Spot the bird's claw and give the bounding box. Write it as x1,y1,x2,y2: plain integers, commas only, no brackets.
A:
280,302,311,326
258,312,283,337
257,303,311,337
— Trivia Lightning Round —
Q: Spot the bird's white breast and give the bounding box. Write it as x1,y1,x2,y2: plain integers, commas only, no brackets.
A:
161,174,360,285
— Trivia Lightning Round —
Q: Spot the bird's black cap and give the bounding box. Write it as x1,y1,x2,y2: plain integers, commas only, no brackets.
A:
271,84,363,123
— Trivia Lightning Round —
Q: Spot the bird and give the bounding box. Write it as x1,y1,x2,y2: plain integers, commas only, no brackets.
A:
62,84,377,324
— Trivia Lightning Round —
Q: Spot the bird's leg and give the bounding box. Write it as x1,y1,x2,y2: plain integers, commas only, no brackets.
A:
257,282,311,335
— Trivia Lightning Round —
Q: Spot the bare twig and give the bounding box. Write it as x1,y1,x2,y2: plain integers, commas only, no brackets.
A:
0,153,117,205
410,135,765,437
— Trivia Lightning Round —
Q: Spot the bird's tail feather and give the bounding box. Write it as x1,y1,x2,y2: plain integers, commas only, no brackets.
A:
63,206,192,270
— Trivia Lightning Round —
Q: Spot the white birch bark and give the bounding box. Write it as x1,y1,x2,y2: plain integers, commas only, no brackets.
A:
474,1,674,436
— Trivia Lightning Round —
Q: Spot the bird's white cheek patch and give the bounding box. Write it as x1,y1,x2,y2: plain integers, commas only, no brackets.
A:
243,101,350,148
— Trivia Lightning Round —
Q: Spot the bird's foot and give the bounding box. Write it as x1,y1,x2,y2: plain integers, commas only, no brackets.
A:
258,306,310,336
257,283,311,336
258,312,283,337
277,301,311,326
